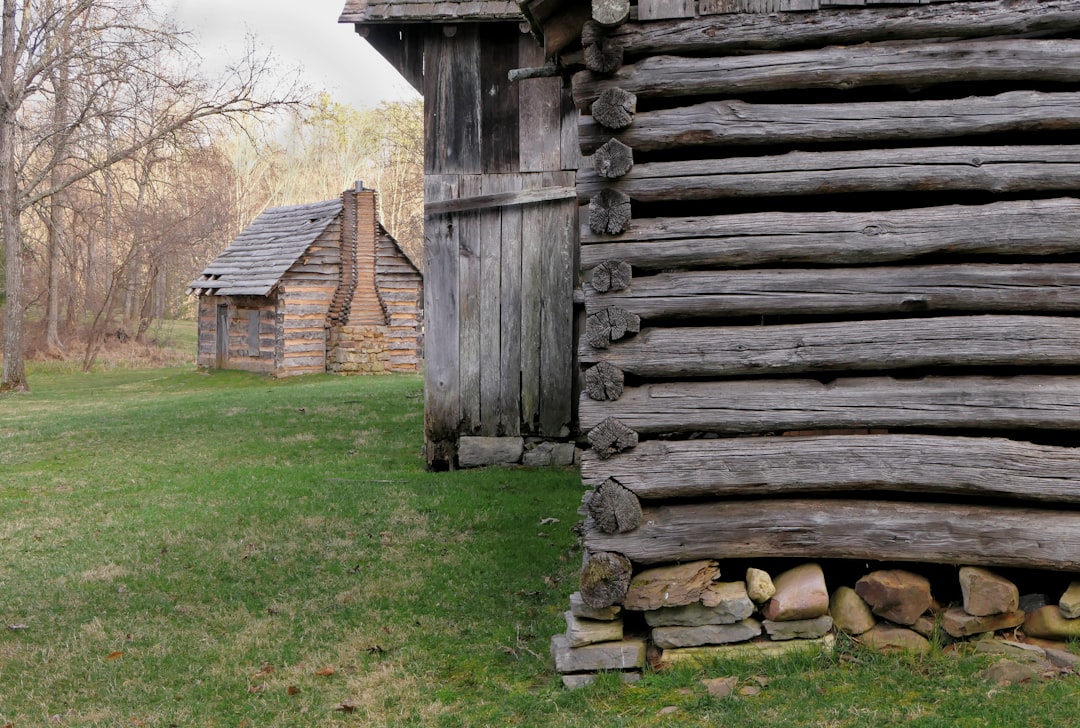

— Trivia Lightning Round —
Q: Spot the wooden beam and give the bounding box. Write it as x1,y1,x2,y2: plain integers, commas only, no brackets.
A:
579,315,1080,377
578,91,1080,154
584,264,1080,320
581,434,1080,504
579,198,1080,271
585,498,1080,571
572,38,1080,108
608,0,1080,57
579,375,1080,435
575,145,1080,203
425,185,577,215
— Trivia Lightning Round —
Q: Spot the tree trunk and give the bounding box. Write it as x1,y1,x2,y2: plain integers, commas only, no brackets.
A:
1,0,27,392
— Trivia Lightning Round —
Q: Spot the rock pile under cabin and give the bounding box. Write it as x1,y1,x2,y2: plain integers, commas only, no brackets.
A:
524,0,1080,686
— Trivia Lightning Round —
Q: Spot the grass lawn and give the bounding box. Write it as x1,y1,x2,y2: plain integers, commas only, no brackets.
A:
2,366,1079,726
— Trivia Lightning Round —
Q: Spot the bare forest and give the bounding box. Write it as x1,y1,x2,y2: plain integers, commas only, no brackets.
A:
0,0,423,391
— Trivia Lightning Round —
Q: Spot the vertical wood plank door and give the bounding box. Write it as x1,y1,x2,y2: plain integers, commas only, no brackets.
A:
216,304,229,369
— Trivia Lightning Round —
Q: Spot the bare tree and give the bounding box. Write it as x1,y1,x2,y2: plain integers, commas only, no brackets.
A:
0,0,301,391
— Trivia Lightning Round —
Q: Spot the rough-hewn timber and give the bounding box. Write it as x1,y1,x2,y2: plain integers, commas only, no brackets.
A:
579,198,1080,271
579,316,1080,377
607,0,1080,57
584,264,1080,320
579,91,1080,154
584,499,1080,571
579,376,1080,435
573,39,1080,107
576,145,1080,203
580,435,1080,503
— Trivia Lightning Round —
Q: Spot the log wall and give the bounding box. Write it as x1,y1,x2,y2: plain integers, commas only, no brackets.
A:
572,0,1080,579
422,23,580,467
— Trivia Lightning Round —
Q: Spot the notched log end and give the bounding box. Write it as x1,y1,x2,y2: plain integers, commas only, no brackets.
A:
586,307,640,349
580,550,633,608
585,361,625,401
594,138,634,179
588,188,631,235
588,417,639,459
588,478,642,534
582,21,624,74
591,259,632,293
591,0,630,28
591,87,637,131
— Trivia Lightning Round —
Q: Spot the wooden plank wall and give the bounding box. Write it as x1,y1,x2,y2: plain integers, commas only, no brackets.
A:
423,23,580,467
275,224,342,377
573,0,1080,571
196,294,277,375
375,228,424,371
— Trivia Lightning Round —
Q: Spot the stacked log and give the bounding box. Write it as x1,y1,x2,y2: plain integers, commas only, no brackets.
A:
554,0,1080,683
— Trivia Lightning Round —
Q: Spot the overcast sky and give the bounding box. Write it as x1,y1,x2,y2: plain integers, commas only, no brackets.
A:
159,0,417,108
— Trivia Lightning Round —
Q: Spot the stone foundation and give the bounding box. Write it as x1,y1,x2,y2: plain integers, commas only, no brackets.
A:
553,559,1080,687
328,324,418,375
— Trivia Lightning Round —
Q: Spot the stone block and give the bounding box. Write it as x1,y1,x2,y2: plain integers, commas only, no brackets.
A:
942,607,1025,638
959,566,1019,616
762,563,829,622
1024,605,1080,640
570,591,621,622
565,611,623,647
1059,581,1080,619
857,623,931,654
658,635,835,667
623,560,721,611
830,586,876,636
551,634,646,673
644,582,753,627
746,567,775,604
650,619,762,649
763,615,833,641
855,569,932,626
457,436,524,467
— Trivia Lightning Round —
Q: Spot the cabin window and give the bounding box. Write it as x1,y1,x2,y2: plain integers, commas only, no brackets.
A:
246,310,260,356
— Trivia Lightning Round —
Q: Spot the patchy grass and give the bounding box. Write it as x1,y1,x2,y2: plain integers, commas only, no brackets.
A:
2,368,1079,726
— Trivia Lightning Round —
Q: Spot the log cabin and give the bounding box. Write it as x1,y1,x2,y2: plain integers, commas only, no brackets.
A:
339,0,583,468
189,185,422,377
453,0,1080,675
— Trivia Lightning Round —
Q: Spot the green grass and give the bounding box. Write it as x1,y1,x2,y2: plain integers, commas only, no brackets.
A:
2,367,1079,727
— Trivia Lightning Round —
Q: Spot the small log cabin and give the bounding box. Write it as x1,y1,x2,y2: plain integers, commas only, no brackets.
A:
509,0,1080,608
340,0,583,468
189,186,422,377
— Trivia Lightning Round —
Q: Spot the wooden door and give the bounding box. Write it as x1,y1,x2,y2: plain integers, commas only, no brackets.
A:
215,304,228,369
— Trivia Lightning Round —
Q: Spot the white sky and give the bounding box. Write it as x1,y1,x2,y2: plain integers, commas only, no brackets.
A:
158,0,417,108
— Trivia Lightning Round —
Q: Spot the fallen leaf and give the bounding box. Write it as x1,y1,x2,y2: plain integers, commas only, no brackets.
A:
336,700,357,713
539,517,560,526
106,651,125,660
287,685,300,696
314,667,335,677
6,624,29,631
751,675,772,687
657,706,679,716
739,685,761,697
537,532,549,538
702,676,738,699
252,664,275,678
542,575,560,588
248,682,267,693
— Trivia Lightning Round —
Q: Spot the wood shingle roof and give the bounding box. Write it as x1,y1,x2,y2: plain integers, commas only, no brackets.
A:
189,199,344,297
339,0,521,23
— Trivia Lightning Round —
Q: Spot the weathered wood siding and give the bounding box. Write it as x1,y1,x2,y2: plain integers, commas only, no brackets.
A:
423,24,580,467
574,0,1080,571
375,226,424,371
196,294,277,374
276,223,341,376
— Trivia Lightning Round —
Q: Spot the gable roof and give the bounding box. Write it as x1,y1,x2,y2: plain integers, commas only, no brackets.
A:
189,198,344,297
339,0,521,24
